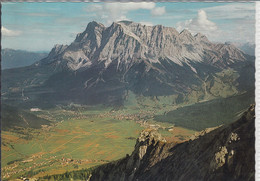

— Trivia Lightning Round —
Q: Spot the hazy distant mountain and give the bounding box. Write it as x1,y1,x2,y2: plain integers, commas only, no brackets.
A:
226,42,255,56
237,43,255,56
2,21,255,107
1,48,48,69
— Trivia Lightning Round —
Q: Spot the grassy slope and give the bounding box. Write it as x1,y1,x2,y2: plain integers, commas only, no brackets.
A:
154,91,254,131
1,104,51,130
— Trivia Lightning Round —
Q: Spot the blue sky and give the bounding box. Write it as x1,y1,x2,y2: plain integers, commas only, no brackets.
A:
2,2,255,52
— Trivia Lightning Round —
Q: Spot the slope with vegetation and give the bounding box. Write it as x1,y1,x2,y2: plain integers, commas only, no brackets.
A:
90,105,255,181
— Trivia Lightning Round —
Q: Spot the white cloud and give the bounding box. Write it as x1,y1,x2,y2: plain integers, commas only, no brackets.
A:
151,7,166,16
176,10,221,40
203,3,255,20
204,3,255,44
225,20,255,44
2,26,22,37
86,3,165,26
176,6,255,44
139,21,153,26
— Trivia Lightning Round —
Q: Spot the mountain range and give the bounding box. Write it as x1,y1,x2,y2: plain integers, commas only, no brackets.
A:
1,48,48,69
2,21,255,107
232,42,255,56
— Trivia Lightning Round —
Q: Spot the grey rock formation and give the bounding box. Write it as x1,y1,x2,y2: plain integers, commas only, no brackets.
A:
1,21,255,106
90,105,255,181
44,21,251,72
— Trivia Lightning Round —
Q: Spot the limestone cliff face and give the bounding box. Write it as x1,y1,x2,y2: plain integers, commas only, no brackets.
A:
44,21,251,72
37,21,254,103
2,21,255,106
90,105,255,181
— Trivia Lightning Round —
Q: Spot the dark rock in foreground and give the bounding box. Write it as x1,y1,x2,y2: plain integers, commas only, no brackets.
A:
90,105,255,181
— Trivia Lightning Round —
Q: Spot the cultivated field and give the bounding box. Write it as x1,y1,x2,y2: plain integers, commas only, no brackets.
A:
2,104,192,180
2,91,253,180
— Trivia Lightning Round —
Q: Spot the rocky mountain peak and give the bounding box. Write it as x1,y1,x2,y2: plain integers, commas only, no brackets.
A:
38,44,68,65
74,21,105,43
194,32,209,42
87,21,105,29
179,29,195,43
50,44,68,55
117,20,135,25
2,20,255,108
19,20,253,104
136,129,166,160
137,129,166,148
180,29,192,36
40,20,250,72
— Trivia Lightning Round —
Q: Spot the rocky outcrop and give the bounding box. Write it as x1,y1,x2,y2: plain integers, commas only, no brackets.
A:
89,129,170,181
90,105,255,181
1,21,255,106
44,21,251,72
35,21,254,101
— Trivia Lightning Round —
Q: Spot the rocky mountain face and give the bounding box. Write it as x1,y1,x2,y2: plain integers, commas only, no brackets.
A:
90,105,255,181
1,48,48,69
40,21,252,70
2,21,255,106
